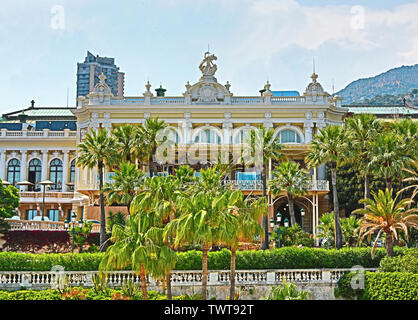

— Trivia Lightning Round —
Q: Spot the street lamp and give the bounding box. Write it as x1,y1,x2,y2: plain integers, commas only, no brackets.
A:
65,211,78,253
39,180,55,221
300,208,305,231
272,212,284,248
284,217,289,228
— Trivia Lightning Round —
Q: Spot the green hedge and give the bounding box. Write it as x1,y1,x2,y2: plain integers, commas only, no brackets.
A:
0,247,410,271
335,272,418,300
379,249,418,273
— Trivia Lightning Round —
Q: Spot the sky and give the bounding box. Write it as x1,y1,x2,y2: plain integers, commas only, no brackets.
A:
0,0,417,114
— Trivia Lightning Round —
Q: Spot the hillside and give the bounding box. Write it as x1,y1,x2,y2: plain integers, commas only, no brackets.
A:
351,88,418,106
336,64,418,104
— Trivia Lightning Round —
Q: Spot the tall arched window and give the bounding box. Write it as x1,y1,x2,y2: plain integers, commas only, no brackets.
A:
234,128,255,144
28,159,42,191
69,159,76,191
7,159,20,185
279,129,302,144
49,159,63,191
194,128,221,144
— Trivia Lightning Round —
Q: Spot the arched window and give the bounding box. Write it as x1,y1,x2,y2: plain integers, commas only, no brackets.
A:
166,128,180,144
28,159,42,191
70,159,76,182
234,128,255,144
49,159,63,191
279,129,302,144
70,159,76,191
7,159,20,185
194,128,221,144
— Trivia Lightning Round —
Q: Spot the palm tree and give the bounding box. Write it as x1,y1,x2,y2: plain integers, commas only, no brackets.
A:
220,193,265,300
242,126,285,250
391,118,418,159
306,125,347,249
131,175,184,299
137,117,168,177
164,168,233,300
100,212,176,300
402,160,418,201
345,114,381,202
369,132,412,191
112,124,139,164
104,162,145,212
354,189,418,257
77,128,119,251
268,161,310,226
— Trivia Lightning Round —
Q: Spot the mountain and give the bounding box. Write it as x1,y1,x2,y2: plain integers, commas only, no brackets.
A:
336,64,418,104
354,88,418,106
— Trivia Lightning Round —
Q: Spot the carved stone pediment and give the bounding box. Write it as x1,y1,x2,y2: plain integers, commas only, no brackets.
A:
185,52,231,104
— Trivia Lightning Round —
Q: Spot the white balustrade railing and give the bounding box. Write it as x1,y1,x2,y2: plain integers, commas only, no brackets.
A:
271,96,306,104
0,269,377,290
223,180,329,191
6,219,100,233
231,97,264,104
0,130,76,138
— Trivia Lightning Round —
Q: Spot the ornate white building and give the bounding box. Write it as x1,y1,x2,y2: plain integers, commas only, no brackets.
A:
1,51,350,238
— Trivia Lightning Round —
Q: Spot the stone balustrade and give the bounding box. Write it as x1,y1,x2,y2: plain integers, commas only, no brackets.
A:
103,95,310,106
0,129,76,138
0,269,377,292
6,219,100,233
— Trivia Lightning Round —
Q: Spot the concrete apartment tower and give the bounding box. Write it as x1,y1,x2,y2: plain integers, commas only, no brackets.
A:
76,51,125,100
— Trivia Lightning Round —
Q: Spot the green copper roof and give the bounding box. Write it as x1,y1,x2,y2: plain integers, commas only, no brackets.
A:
3,107,76,120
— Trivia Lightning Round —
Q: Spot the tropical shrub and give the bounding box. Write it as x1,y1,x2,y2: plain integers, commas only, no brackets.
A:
335,271,418,300
272,224,314,248
263,279,311,300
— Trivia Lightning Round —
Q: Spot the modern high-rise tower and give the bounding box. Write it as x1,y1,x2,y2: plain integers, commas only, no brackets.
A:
76,51,125,100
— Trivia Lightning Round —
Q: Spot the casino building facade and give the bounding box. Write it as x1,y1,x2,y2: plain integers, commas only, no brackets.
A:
1,52,416,238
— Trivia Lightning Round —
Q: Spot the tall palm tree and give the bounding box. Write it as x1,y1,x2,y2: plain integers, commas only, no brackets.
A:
111,124,139,164
77,128,119,251
369,132,412,191
354,189,418,257
220,193,265,300
242,126,284,250
345,114,381,202
268,161,310,226
164,168,232,300
131,175,184,299
306,125,347,249
137,117,168,177
104,162,145,212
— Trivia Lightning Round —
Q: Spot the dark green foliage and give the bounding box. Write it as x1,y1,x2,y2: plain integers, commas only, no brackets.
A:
107,211,126,233
0,247,411,271
328,164,409,217
274,224,315,248
0,181,20,232
379,249,418,273
336,271,418,300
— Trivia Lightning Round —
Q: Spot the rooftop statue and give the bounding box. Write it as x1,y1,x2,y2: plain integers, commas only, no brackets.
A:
199,52,218,81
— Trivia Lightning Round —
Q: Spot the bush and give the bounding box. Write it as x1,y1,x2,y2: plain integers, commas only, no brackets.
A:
0,247,412,271
379,249,418,273
335,271,418,300
0,288,172,300
271,224,314,248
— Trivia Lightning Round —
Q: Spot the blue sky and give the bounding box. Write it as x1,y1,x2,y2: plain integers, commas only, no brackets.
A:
0,0,417,114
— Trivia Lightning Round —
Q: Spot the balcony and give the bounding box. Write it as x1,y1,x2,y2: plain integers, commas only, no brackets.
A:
18,191,75,204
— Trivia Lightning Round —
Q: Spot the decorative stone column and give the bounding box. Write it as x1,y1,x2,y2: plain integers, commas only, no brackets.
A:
62,151,69,192
0,150,6,181
304,122,314,143
20,151,27,191
41,150,48,182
